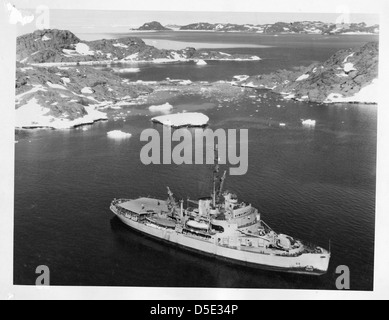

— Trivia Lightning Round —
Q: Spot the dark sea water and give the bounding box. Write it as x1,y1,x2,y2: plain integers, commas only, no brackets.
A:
14,34,377,291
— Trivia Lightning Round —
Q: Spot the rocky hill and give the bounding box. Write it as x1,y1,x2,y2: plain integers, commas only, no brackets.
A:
136,21,171,31
237,42,379,104
176,21,379,35
17,29,260,64
15,64,153,129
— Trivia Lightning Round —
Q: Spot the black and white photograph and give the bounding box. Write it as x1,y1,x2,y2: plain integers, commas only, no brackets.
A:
1,0,389,300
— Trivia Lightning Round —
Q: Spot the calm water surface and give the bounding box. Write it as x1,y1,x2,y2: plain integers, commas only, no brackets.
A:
14,34,377,290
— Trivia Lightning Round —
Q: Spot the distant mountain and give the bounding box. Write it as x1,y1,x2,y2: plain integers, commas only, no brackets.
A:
136,21,171,31
176,21,379,35
237,42,379,104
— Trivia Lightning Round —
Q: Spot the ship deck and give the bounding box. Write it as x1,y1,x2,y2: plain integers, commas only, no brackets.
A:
117,198,169,215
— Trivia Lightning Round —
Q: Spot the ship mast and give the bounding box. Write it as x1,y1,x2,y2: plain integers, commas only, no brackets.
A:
218,171,227,201
212,145,220,207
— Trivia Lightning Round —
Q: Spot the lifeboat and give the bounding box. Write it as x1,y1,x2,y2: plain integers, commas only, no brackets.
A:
187,220,209,231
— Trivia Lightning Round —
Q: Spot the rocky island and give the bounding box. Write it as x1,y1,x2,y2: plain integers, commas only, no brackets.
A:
134,21,172,31
17,29,260,65
236,42,379,104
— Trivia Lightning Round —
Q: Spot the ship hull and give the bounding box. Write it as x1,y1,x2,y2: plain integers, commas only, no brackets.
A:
111,206,330,276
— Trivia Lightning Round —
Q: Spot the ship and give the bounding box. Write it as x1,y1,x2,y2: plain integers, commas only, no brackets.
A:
110,148,331,276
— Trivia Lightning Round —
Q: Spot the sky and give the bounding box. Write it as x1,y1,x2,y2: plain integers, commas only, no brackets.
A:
10,0,386,13
4,0,382,37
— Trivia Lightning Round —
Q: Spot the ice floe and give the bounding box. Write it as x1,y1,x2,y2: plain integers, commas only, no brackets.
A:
151,112,209,128
107,130,132,139
149,103,174,113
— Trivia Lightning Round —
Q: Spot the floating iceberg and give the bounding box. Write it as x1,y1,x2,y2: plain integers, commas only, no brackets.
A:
107,130,132,139
196,60,208,66
149,103,173,113
151,112,209,128
302,119,317,127
113,68,141,73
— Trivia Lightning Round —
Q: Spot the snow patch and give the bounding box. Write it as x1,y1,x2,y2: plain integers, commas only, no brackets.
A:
75,43,95,56
344,63,357,73
42,35,51,41
47,82,67,90
343,53,355,64
124,53,139,61
296,74,310,82
16,98,51,127
61,77,71,85
81,87,94,94
113,43,129,49
233,75,250,82
324,79,379,104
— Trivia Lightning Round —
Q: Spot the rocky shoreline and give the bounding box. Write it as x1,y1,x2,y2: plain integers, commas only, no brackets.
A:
15,29,379,130
15,63,250,129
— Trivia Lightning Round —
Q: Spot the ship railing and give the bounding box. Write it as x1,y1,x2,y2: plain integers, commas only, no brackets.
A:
238,220,258,229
